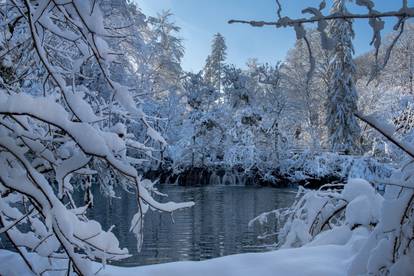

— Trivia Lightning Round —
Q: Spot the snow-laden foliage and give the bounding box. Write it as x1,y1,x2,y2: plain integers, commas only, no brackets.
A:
0,1,193,275
1,0,414,273
232,1,414,274
280,151,394,183
326,0,361,154
160,26,412,174
89,3,414,176
250,177,414,275
203,33,227,92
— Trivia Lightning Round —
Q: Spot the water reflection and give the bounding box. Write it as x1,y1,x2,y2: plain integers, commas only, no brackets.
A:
87,185,296,266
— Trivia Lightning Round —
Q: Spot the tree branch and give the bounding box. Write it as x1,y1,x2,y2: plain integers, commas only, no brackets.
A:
355,112,414,159
228,10,414,28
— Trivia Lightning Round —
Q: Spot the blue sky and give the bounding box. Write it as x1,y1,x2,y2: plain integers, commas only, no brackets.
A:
137,0,408,72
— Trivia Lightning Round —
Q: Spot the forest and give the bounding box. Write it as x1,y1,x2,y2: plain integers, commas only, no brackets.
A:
0,0,413,275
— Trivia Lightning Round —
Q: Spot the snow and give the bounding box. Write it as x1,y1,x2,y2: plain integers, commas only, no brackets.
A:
66,89,102,123
99,245,352,276
72,0,107,35
147,126,167,146
341,178,383,227
345,195,375,226
0,241,356,276
341,178,374,202
3,0,414,274
55,152,90,198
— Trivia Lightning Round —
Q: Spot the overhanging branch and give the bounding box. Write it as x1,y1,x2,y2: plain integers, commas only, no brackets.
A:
228,10,414,28
355,112,414,160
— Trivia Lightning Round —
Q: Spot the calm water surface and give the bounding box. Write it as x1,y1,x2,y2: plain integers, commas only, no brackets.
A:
88,185,296,266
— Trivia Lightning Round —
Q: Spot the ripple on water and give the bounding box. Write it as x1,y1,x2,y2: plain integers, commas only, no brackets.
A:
0,185,296,267
85,185,297,266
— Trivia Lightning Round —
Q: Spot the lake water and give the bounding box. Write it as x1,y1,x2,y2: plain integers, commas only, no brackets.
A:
87,185,297,266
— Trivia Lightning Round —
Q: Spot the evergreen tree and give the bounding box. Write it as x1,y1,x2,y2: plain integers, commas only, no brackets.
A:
203,33,227,92
326,0,361,154
148,11,185,95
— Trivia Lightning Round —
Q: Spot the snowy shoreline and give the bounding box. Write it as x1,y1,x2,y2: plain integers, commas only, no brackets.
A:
145,153,394,188
0,240,357,276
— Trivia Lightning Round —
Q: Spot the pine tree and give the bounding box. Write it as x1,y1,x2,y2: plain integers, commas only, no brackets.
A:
203,33,227,92
326,0,361,154
148,11,185,94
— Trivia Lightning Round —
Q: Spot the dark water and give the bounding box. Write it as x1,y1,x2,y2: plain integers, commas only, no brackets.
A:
87,185,296,266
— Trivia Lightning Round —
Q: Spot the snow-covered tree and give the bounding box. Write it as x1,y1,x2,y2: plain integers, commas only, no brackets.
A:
222,65,260,167
255,63,291,162
147,11,185,97
182,72,224,166
282,32,330,150
0,1,193,274
203,33,227,92
325,0,361,154
231,1,414,274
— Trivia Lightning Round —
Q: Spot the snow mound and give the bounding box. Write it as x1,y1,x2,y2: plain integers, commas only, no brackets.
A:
0,243,357,276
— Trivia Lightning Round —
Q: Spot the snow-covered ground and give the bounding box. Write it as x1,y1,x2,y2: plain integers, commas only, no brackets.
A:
0,179,384,276
96,245,354,276
0,231,364,276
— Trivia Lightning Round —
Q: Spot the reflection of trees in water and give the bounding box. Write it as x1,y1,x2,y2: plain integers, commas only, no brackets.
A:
82,186,295,266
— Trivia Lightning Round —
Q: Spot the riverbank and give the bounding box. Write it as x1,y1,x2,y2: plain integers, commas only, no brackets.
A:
145,166,341,188
145,153,394,188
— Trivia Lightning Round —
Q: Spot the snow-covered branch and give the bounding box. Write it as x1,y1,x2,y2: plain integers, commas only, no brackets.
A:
0,0,193,274
228,10,414,28
355,112,414,159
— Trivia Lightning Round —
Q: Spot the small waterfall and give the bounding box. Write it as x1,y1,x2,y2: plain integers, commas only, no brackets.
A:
209,171,221,185
221,171,240,186
173,175,181,186
222,171,231,185
236,173,247,186
230,173,236,185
